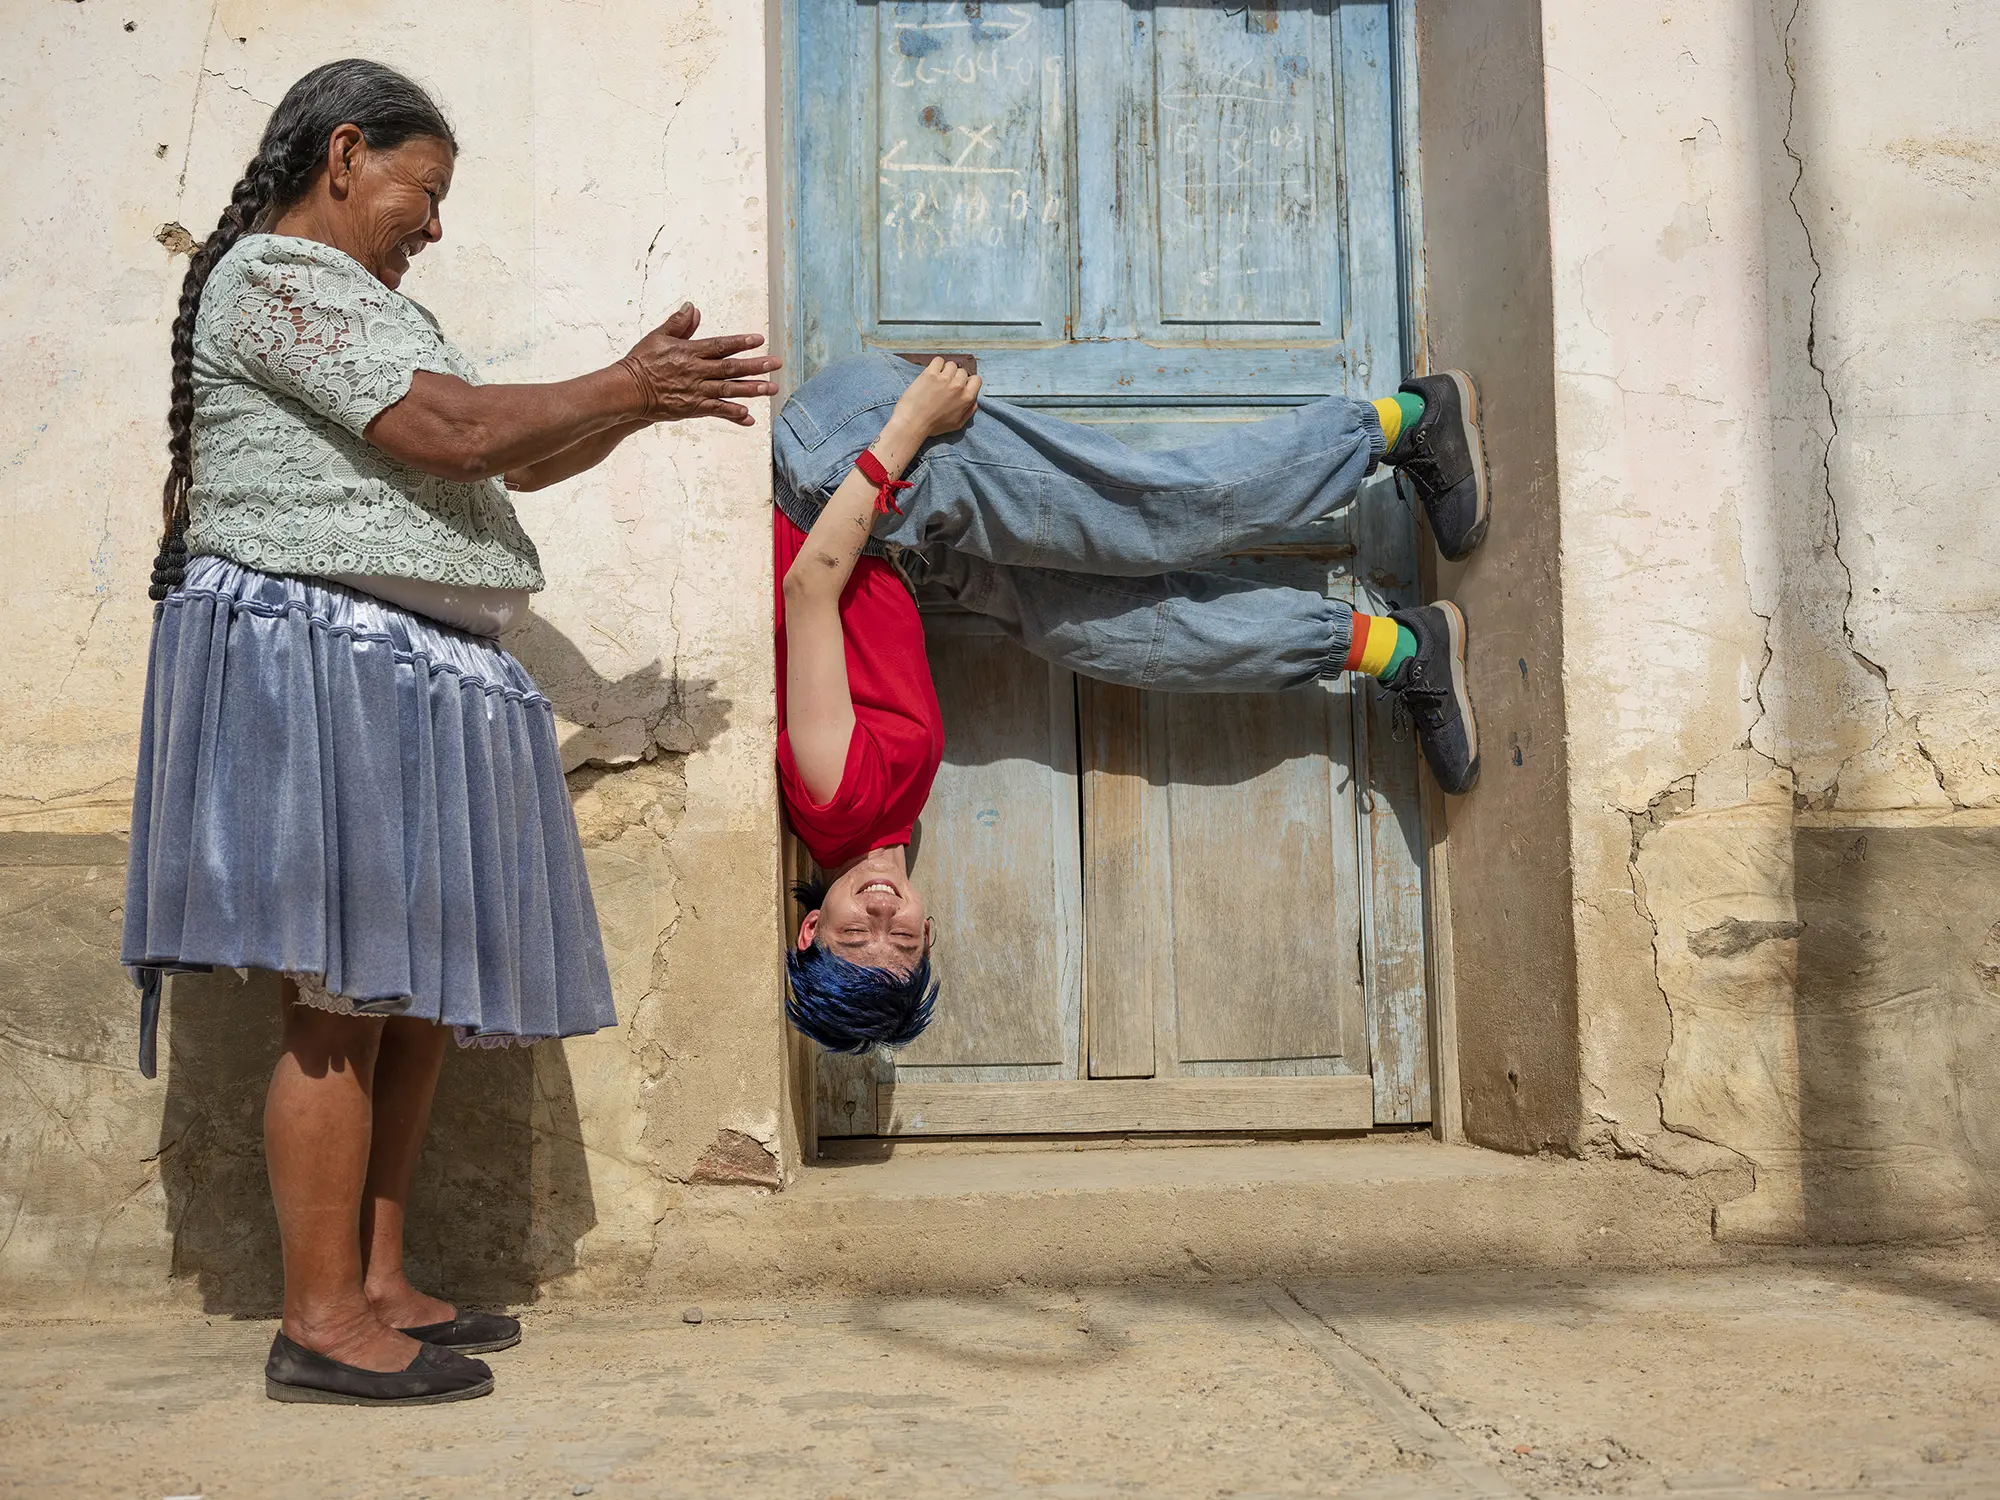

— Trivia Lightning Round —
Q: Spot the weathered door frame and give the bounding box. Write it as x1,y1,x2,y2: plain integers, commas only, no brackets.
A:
767,0,1464,1150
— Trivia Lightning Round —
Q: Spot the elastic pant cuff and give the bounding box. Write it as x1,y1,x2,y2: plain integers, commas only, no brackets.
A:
1360,400,1389,461
1359,401,1389,476
1317,605,1356,679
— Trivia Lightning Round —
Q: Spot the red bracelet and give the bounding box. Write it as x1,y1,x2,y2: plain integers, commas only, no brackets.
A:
855,449,912,516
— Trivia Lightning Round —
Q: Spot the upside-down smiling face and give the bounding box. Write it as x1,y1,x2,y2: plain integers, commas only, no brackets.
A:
797,863,932,977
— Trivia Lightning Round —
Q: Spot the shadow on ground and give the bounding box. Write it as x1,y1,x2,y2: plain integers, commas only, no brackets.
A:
156,968,595,1316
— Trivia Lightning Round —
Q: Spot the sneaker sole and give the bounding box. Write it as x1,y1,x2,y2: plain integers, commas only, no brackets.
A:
1435,599,1480,792
1438,369,1490,561
265,1375,496,1406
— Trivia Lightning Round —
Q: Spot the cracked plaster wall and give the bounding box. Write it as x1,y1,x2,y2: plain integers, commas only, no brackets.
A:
1544,0,2000,1241
1,1,792,1311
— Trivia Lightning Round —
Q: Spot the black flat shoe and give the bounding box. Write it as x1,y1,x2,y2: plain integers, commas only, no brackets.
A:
397,1309,522,1355
264,1331,494,1406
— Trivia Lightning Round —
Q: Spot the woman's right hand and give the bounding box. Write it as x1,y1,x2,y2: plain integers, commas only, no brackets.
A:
618,303,783,427
892,358,982,440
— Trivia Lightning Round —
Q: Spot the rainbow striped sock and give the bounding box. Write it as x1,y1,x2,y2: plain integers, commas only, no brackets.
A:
1343,612,1418,681
1372,392,1425,460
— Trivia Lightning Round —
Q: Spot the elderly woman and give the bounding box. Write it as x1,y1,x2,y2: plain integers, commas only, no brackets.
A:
123,59,778,1406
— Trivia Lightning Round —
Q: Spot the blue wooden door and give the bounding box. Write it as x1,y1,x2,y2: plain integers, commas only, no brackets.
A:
790,0,1430,1137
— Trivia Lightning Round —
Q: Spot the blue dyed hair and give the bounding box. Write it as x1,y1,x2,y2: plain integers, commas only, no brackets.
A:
784,878,938,1054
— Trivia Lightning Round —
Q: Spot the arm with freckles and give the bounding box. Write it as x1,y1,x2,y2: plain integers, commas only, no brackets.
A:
781,359,980,803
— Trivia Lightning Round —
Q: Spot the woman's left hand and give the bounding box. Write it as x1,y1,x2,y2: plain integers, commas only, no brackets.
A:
618,303,783,427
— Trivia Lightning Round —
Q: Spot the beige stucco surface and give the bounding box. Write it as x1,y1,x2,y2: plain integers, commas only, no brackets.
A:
1544,0,2000,1238
4,0,1997,1317
0,0,791,1312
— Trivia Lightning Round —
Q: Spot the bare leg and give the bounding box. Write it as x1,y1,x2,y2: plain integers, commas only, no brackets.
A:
265,984,419,1372
359,1015,455,1328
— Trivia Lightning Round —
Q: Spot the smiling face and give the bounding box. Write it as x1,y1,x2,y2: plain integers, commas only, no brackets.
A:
797,863,932,976
276,124,455,291
344,132,455,289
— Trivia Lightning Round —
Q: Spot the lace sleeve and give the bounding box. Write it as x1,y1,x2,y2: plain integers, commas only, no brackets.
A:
217,246,447,438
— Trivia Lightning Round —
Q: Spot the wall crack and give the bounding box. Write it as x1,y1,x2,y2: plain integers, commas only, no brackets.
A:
1780,0,1932,805
1606,774,1759,1186
173,1,223,199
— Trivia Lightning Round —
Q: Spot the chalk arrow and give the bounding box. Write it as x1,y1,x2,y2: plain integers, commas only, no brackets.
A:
892,5,1033,43
880,138,1024,178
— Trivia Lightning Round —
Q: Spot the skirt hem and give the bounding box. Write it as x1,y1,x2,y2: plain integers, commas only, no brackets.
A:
122,558,617,1075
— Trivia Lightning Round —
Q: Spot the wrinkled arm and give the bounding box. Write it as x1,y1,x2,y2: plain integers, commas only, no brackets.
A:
504,418,654,493
367,367,645,484
365,302,779,485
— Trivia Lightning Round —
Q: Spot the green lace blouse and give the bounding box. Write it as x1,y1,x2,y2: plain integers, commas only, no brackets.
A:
185,235,544,591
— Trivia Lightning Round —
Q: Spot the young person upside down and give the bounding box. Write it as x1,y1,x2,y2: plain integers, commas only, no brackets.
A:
773,353,1489,1054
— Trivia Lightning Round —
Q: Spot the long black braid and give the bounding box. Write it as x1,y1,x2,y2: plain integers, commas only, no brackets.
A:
151,59,456,600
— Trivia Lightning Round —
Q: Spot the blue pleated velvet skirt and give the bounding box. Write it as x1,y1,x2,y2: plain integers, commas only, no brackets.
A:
122,556,617,1073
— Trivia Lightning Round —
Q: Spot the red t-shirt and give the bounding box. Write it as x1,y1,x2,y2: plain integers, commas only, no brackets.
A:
774,511,944,870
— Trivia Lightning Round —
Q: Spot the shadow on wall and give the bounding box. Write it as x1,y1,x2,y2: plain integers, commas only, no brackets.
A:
157,969,597,1315
1747,4,2000,1242
507,610,734,759
149,609,730,1312
1792,825,2000,1243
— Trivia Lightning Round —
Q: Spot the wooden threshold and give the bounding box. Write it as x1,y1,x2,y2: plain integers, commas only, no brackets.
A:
877,1077,1374,1136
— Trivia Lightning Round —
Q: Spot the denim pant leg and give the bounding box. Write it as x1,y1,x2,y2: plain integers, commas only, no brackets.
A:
923,549,1356,694
773,353,1386,577
891,392,1386,577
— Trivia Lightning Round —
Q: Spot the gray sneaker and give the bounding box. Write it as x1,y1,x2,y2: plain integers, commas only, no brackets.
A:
1390,370,1490,561
1384,602,1479,795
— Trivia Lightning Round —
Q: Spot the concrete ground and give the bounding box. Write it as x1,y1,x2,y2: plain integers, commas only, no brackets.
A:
5,1251,2000,1499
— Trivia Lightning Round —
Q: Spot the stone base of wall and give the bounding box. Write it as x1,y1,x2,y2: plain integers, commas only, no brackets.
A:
1639,811,2000,1246
0,833,173,1309
0,825,742,1317
8,814,1994,1313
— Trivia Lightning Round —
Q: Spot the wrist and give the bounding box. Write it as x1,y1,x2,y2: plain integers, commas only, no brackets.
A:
612,357,653,418
876,412,924,459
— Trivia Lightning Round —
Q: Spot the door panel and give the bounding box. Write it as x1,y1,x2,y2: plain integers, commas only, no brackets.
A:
893,617,1082,1080
1079,678,1164,1081
1163,685,1361,1068
1149,5,1336,327
791,0,1429,1136
1351,454,1433,1122
871,3,1071,328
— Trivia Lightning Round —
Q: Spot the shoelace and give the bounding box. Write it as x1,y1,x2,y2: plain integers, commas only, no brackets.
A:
1390,692,1415,743
1389,680,1449,741
1406,421,1439,477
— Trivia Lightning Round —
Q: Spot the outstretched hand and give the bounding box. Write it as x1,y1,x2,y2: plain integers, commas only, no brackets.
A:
619,302,783,427
892,357,982,440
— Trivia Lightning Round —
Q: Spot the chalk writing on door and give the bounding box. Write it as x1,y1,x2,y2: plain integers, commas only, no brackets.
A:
1155,25,1323,323
874,3,1064,325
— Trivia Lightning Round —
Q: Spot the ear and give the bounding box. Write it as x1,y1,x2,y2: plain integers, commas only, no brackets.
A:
796,910,820,951
325,123,367,196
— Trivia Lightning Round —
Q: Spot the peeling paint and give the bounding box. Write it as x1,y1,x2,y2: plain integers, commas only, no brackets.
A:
1688,917,1805,960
